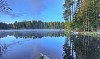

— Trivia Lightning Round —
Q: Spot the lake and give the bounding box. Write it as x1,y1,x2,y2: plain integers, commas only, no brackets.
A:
0,30,100,59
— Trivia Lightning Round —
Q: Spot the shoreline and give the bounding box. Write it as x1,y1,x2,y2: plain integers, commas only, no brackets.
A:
71,31,100,37
0,29,65,31
64,29,100,37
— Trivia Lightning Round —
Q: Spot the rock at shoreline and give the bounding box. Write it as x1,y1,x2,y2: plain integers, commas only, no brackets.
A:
36,53,51,59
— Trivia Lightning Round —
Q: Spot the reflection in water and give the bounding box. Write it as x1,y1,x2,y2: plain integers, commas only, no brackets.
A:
0,30,65,39
63,35,100,59
0,30,65,59
0,30,100,59
0,43,7,59
63,36,75,59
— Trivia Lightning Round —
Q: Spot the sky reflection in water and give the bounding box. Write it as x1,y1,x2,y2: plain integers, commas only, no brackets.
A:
0,30,65,59
0,30,100,59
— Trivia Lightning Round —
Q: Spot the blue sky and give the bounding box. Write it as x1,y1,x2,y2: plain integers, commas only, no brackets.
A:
0,0,65,23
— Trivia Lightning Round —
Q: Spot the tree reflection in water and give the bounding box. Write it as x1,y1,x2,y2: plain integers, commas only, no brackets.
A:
63,35,100,59
0,31,65,39
0,43,7,59
0,30,65,59
1,31,100,59
63,36,75,59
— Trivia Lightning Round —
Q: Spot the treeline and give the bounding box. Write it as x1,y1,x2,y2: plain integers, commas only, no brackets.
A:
0,20,65,29
0,22,12,29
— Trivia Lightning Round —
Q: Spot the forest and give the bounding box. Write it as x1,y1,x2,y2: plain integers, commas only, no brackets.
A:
0,21,65,29
64,0,100,32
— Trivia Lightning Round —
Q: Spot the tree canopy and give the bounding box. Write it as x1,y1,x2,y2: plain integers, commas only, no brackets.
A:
0,0,12,13
0,20,65,29
64,0,100,31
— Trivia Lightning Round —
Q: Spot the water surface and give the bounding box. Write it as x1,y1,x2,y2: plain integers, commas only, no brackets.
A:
0,30,100,59
0,30,65,59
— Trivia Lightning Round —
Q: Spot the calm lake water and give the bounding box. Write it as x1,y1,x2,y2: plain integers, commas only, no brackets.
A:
0,30,100,59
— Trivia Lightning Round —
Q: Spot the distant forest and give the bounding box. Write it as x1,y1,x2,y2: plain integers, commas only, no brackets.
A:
0,20,65,29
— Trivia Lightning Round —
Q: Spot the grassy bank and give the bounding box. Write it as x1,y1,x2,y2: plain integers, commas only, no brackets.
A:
79,32,100,37
65,29,100,37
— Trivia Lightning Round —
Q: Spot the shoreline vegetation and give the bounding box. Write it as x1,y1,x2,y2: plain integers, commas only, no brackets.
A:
74,32,100,37
65,29,100,37
63,0,100,36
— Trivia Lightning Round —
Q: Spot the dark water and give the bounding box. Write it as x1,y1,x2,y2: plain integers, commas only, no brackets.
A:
0,30,100,59
63,35,100,59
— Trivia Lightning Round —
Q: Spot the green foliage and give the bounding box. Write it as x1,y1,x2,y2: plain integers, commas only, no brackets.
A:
0,22,10,29
65,21,70,30
0,20,65,29
64,0,100,32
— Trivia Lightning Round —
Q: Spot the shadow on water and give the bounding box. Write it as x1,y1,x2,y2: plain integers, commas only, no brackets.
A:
63,35,100,59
